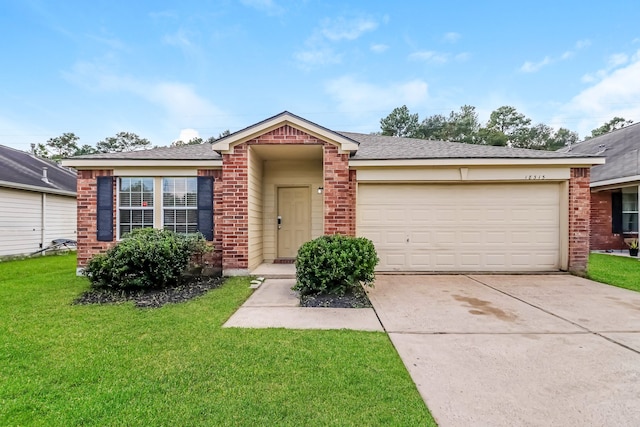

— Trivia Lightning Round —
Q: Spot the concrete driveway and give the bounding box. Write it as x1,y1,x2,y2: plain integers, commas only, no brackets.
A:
367,274,640,427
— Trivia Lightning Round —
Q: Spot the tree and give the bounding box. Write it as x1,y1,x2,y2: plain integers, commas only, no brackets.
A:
447,105,480,144
485,106,532,147
96,132,151,153
216,130,231,140
547,128,578,151
32,143,50,158
75,144,98,156
476,127,508,146
588,117,634,139
45,132,80,160
419,114,448,140
380,105,421,138
522,123,553,150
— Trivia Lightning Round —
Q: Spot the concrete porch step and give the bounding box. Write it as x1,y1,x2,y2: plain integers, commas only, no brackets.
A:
250,263,296,279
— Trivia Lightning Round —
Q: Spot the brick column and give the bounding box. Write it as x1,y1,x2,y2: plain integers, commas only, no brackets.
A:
197,169,223,272
221,144,249,274
76,169,115,271
323,144,355,235
568,168,591,273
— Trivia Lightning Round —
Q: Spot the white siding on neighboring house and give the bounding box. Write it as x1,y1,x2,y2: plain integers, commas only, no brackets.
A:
43,194,77,245
0,187,76,257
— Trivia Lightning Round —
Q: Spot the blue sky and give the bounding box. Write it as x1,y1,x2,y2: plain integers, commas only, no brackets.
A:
1,0,639,151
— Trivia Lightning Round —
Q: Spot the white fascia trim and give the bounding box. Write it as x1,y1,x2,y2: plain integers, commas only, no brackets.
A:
349,157,605,168
590,175,640,189
212,113,359,154
61,159,223,168
0,180,76,197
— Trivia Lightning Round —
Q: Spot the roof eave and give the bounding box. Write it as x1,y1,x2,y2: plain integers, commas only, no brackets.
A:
349,157,605,167
61,159,223,168
591,175,640,189
0,180,76,197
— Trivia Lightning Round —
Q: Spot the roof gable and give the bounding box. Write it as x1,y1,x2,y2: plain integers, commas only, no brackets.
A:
211,111,359,154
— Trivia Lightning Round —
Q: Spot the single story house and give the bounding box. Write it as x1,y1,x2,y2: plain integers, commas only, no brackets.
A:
62,111,603,275
559,122,640,250
0,144,77,257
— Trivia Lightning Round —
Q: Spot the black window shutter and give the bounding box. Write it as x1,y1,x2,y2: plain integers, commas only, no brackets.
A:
96,176,114,241
612,192,623,234
197,176,214,241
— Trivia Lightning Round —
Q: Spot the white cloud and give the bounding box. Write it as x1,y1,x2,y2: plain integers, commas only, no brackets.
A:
294,48,341,67
409,50,449,63
575,39,591,49
294,15,379,68
370,43,389,53
320,17,378,41
325,76,428,115
239,0,284,15
63,58,227,129
581,52,630,83
520,56,552,73
554,51,640,136
163,29,193,49
521,40,591,73
176,128,200,142
442,32,461,43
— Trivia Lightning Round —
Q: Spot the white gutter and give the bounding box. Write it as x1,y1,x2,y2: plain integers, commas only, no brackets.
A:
349,157,605,167
590,175,640,189
0,180,76,197
62,159,223,168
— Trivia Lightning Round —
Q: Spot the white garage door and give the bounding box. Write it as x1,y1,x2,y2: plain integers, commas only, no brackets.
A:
357,183,561,272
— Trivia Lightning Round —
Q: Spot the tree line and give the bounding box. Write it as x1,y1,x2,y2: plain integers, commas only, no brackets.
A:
379,104,633,151
34,130,231,162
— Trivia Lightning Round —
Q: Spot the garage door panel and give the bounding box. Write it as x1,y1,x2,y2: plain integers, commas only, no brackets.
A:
357,183,561,272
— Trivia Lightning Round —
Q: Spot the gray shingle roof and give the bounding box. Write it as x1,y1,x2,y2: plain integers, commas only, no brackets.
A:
341,132,600,160
70,143,221,160
0,145,76,194
555,122,640,183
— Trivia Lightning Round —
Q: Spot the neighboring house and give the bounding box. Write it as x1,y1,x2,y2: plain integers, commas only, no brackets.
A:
559,122,640,250
0,144,77,257
62,111,603,275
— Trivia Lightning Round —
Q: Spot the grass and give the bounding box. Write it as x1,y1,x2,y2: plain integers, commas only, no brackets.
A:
587,253,640,292
0,254,434,426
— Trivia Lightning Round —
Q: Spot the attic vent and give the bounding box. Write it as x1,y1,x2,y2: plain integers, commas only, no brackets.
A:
596,144,607,154
42,167,49,183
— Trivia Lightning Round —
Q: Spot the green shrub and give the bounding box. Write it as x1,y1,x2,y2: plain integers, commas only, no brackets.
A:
84,228,209,290
293,235,379,296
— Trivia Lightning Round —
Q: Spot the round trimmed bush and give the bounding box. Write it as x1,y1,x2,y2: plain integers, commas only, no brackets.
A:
84,228,209,290
293,234,379,296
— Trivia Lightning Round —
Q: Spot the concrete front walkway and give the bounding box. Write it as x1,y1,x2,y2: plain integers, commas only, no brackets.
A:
223,278,383,331
367,274,640,427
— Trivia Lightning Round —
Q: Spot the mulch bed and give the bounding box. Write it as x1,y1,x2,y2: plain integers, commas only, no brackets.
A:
299,287,372,308
74,276,224,308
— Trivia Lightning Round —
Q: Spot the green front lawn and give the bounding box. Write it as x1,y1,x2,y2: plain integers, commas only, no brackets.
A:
0,254,434,426
587,253,640,292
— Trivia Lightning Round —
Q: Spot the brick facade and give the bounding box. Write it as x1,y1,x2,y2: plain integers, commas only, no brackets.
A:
73,123,595,276
76,169,116,269
568,168,591,273
323,144,356,236
590,190,626,250
221,144,249,273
